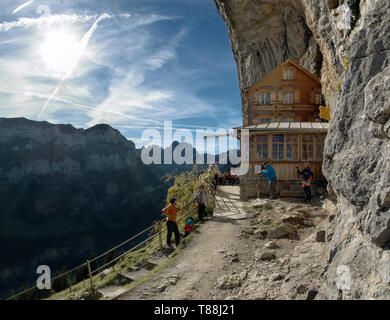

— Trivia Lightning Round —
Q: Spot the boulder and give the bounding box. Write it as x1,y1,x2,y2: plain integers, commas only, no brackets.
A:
316,231,326,243
259,252,277,261
69,294,80,301
296,284,307,295
281,213,306,225
264,241,279,249
271,273,285,281
254,229,268,239
217,275,242,290
157,284,167,293
268,223,295,239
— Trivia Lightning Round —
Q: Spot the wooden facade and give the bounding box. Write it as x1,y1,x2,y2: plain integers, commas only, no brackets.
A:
246,59,324,125
248,128,327,181
236,60,328,192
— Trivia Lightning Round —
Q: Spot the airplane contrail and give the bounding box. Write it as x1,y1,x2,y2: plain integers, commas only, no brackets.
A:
0,88,159,125
38,13,110,120
12,0,34,14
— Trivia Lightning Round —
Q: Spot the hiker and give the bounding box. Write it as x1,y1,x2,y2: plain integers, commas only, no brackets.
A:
213,172,219,190
261,161,277,200
297,162,313,203
193,184,209,222
162,198,181,249
226,172,232,185
182,218,195,238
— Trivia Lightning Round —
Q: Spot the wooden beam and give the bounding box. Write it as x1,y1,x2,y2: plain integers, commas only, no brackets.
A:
203,133,237,139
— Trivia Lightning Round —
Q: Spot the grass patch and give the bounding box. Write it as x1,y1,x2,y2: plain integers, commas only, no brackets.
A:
47,205,200,300
45,168,215,300
252,203,273,211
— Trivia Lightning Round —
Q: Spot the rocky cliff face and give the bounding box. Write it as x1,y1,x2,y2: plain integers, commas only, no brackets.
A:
215,0,390,299
0,118,168,295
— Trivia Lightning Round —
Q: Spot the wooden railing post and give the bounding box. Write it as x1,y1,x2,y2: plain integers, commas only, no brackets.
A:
158,222,163,251
87,260,94,293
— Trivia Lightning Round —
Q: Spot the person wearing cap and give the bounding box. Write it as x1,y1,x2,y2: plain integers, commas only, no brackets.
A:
182,218,195,238
297,162,313,203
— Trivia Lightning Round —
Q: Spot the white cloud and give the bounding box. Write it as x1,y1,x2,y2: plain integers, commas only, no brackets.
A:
144,47,177,70
0,14,98,32
85,24,219,128
0,9,227,138
86,67,217,128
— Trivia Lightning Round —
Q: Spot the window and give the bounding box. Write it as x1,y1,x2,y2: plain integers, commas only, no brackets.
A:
283,92,294,104
260,92,271,105
250,135,268,161
249,136,254,160
249,144,254,160
272,134,285,160
255,135,268,160
259,118,271,124
302,135,315,160
286,135,299,160
283,68,295,80
315,93,323,105
315,135,326,161
282,117,295,122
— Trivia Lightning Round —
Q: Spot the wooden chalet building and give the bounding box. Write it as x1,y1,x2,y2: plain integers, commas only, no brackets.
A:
235,59,329,200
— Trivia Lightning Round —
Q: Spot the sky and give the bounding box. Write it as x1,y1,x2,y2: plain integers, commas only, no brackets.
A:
0,0,242,152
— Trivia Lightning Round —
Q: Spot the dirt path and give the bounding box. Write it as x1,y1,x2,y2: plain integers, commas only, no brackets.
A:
119,186,332,300
119,186,250,300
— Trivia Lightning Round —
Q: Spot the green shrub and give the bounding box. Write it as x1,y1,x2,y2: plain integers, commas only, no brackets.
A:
343,55,350,70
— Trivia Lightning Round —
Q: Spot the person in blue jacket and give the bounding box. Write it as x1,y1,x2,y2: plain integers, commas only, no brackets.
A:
261,161,277,199
297,162,314,202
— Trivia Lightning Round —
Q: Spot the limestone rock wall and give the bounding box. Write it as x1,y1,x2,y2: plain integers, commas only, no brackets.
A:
215,0,390,299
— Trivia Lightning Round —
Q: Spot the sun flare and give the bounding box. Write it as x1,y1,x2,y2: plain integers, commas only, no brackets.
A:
39,31,85,75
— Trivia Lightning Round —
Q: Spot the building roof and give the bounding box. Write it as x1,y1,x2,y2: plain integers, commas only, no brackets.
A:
235,122,329,133
282,59,321,83
246,59,321,94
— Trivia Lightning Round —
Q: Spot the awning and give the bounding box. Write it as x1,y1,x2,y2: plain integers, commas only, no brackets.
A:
234,122,329,133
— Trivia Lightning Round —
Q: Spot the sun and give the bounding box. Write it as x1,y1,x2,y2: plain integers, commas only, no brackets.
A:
39,31,86,75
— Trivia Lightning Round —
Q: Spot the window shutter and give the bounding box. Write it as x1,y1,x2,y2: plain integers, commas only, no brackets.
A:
277,90,283,102
310,91,315,104
294,89,300,104
271,90,277,103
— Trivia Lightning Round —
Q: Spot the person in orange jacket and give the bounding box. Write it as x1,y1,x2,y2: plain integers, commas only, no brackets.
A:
162,198,181,248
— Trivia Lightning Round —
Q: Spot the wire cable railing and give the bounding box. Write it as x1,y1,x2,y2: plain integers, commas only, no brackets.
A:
5,179,212,301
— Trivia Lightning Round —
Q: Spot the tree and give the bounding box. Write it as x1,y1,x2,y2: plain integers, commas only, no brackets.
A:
17,282,33,300
31,286,51,300
66,272,76,291
4,289,15,300
75,264,89,283
52,267,68,293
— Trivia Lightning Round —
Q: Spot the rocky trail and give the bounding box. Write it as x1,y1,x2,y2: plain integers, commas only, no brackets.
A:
114,186,334,300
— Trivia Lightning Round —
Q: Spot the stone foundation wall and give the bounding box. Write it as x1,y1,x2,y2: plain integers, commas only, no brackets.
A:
239,177,327,200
